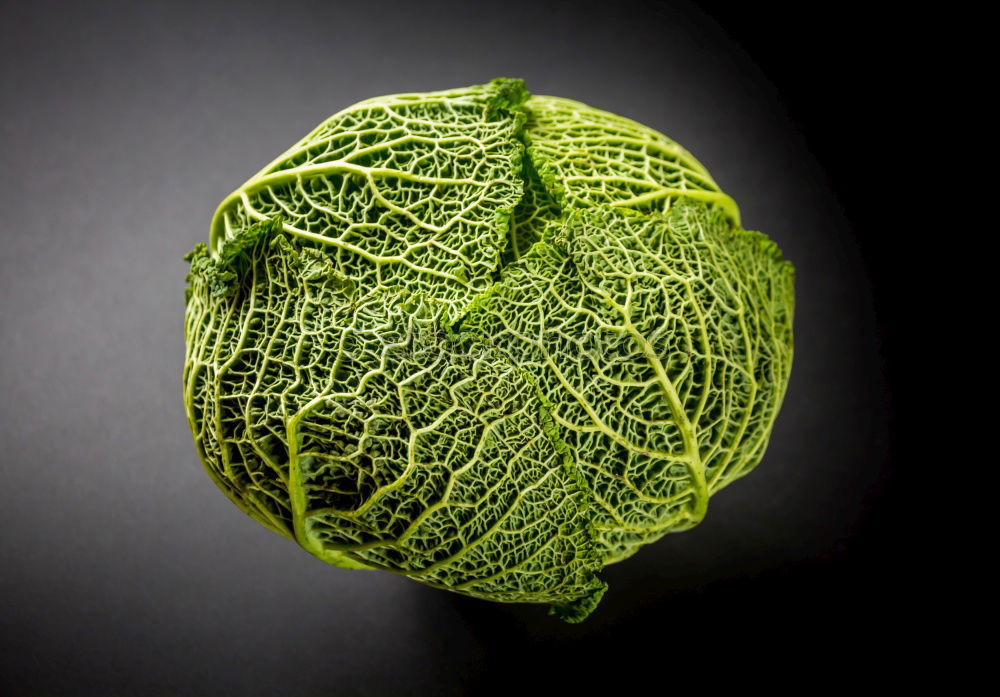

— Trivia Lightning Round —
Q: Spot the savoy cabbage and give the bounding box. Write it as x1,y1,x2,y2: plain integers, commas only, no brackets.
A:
183,78,794,621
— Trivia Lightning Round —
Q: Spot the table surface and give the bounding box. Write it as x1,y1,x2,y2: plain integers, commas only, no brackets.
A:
0,1,890,694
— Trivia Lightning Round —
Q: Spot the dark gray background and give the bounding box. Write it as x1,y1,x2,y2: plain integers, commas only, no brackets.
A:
1,1,893,694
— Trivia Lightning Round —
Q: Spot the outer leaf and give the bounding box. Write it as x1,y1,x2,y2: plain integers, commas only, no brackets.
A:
209,79,528,314
463,202,793,563
502,94,740,259
185,220,606,611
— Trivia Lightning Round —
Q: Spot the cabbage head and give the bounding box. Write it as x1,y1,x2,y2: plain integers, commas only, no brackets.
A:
183,79,794,621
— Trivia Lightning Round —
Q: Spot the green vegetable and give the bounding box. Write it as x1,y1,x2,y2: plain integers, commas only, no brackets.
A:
183,78,794,621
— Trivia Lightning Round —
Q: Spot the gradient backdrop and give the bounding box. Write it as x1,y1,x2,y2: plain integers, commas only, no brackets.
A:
1,1,895,694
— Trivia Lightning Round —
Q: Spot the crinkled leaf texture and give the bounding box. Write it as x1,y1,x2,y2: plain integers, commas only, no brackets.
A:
183,79,794,622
